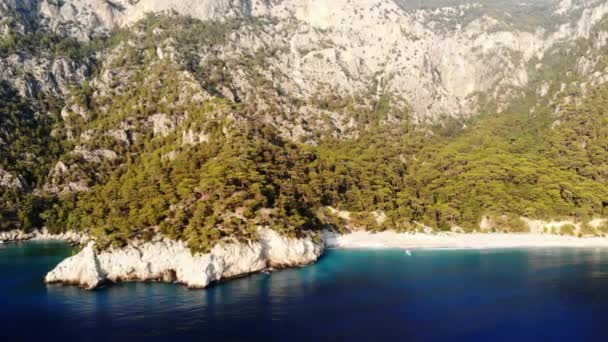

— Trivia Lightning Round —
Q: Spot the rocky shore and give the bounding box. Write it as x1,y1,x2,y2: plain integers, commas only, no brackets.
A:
45,228,323,290
0,229,88,245
44,228,608,291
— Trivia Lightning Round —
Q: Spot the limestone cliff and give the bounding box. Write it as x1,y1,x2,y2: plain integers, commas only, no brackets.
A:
45,228,323,289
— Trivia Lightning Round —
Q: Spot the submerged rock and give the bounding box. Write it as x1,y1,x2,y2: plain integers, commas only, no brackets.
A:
45,228,324,290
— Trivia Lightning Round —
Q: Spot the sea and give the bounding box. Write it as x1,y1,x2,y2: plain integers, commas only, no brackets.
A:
3,241,608,341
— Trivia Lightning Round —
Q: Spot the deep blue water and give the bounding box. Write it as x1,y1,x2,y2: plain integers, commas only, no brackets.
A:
3,242,608,341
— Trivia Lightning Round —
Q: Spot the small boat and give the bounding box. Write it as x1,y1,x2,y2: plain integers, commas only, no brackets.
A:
405,250,412,256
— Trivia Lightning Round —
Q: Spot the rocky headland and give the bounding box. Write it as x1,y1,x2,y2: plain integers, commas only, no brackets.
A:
45,227,323,290
44,219,608,291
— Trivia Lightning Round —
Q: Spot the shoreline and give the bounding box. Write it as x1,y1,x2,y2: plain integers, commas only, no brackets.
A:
41,229,608,290
4,230,608,250
324,231,608,250
0,229,88,245
44,228,323,290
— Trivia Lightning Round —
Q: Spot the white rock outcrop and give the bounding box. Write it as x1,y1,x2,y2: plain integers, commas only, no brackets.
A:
0,228,88,244
32,228,90,244
0,169,23,189
45,228,323,290
44,242,104,289
41,222,608,290
0,229,35,243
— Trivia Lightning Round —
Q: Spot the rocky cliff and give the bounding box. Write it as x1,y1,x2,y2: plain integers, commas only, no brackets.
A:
45,227,323,289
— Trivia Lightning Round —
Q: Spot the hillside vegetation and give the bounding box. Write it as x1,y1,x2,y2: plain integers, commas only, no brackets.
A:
2,11,608,251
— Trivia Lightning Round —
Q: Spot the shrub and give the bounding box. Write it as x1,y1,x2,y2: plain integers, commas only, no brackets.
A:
560,224,576,236
492,214,529,233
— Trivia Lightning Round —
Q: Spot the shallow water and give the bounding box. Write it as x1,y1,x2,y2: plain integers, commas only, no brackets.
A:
3,242,608,341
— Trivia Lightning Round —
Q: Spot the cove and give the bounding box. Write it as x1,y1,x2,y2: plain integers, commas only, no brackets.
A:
3,242,608,340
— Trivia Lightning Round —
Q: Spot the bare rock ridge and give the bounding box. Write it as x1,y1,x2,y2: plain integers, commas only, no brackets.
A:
45,228,323,290
38,0,250,36
3,0,608,120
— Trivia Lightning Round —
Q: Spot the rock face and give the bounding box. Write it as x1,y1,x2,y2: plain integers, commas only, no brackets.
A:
38,0,251,37
44,242,103,289
3,0,608,121
0,56,89,98
45,228,323,290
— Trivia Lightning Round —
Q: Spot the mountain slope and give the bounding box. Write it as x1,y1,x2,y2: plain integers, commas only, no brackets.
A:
4,0,608,120
2,0,608,245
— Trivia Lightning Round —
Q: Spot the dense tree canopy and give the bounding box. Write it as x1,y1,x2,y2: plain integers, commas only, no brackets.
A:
4,13,608,249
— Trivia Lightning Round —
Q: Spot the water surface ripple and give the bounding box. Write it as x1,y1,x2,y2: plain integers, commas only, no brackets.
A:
2,242,608,341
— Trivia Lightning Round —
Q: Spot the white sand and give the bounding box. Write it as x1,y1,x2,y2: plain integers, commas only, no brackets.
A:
324,231,608,250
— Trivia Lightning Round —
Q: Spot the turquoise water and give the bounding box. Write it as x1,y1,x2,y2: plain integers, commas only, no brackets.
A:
3,242,608,340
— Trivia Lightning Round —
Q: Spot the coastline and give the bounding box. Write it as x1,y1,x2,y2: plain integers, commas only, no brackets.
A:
41,229,608,290
324,231,608,250
45,227,323,290
0,229,88,245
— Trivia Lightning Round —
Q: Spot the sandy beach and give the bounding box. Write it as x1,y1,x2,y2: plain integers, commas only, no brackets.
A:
325,231,608,250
